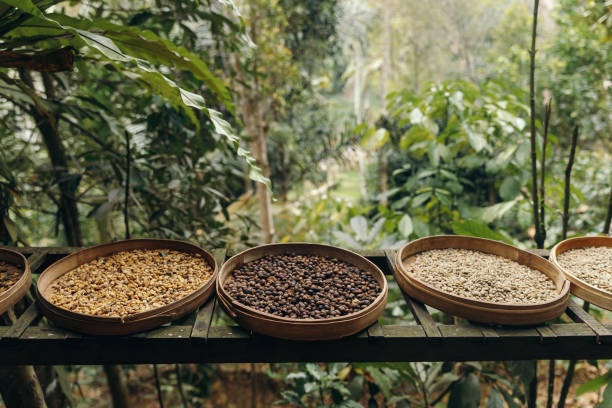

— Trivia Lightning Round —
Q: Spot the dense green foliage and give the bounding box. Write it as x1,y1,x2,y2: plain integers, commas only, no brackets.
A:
0,0,610,407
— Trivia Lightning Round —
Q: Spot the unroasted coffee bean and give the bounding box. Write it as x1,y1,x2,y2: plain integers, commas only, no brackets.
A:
557,247,612,293
225,253,381,319
404,248,558,304
0,260,22,293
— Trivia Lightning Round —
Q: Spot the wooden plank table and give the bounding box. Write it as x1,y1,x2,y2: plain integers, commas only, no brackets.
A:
0,247,609,365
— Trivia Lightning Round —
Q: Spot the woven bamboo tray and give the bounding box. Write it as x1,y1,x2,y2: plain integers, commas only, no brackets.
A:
395,236,570,325
216,243,388,340
0,248,31,315
37,239,218,335
550,236,611,311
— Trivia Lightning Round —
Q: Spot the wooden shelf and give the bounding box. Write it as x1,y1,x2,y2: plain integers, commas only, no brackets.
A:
0,247,609,365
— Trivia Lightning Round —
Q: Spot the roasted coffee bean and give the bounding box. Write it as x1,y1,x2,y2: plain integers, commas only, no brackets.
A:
225,253,381,319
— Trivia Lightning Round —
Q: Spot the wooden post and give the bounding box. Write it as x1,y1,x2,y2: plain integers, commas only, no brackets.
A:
0,366,47,408
103,365,131,408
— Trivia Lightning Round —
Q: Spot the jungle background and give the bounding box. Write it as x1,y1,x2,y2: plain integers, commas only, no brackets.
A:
0,0,610,407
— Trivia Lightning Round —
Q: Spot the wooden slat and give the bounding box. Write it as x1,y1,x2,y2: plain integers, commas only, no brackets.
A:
21,326,70,340
207,325,250,339
191,248,225,340
147,325,191,339
385,250,441,337
382,325,426,338
191,298,216,340
494,327,540,339
403,297,442,337
481,327,499,339
536,326,557,344
191,252,223,332
550,323,595,338
565,299,611,344
439,325,483,338
367,321,384,340
4,302,40,339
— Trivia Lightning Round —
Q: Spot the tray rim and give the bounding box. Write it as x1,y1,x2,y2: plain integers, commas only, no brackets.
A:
36,238,218,331
217,242,388,324
550,236,612,309
0,248,32,315
395,235,570,311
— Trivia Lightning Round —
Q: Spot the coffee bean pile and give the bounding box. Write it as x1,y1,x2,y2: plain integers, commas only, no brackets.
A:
557,246,612,293
225,253,381,319
48,249,213,317
404,248,558,304
0,260,22,293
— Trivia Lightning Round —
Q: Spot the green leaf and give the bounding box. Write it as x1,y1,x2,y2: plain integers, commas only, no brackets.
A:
305,363,325,381
413,218,430,238
464,124,487,152
428,142,440,166
74,28,131,61
286,372,307,381
1,0,44,18
486,389,504,408
332,231,360,248
398,215,413,238
361,128,389,150
3,218,18,243
410,107,424,124
486,145,518,174
479,200,517,223
367,367,392,399
451,220,514,245
350,216,368,241
576,371,612,396
601,379,612,408
84,19,233,111
412,192,431,208
366,218,385,243
500,177,520,200
448,374,481,408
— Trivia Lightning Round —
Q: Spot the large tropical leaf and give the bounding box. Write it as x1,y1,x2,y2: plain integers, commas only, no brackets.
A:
0,5,268,188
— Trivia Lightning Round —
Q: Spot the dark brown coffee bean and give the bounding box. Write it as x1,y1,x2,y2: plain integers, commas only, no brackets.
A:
226,253,381,319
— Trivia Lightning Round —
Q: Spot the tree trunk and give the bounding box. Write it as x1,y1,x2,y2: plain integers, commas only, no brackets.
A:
353,45,368,201
103,365,131,408
378,0,391,205
236,78,274,244
0,366,47,408
232,11,274,244
250,101,274,244
19,70,82,246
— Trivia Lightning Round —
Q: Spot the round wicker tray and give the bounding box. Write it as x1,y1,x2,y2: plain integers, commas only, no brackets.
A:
395,235,569,325
0,248,31,315
550,236,611,311
37,239,218,335
217,243,388,340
